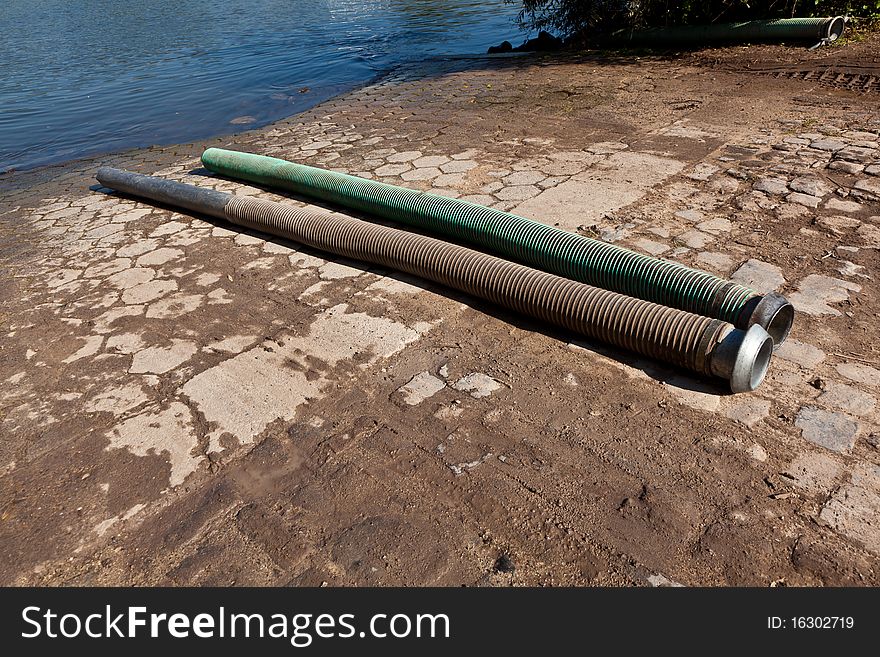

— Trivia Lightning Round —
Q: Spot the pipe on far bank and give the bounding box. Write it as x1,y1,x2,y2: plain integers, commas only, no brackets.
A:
610,16,845,47
96,167,774,392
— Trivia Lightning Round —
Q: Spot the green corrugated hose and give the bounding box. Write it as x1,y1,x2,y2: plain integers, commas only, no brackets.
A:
201,148,794,344
611,17,845,46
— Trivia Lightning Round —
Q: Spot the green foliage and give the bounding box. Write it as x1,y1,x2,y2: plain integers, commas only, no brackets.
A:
513,1,880,37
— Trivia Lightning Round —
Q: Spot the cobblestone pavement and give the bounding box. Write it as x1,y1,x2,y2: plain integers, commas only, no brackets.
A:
1,48,878,586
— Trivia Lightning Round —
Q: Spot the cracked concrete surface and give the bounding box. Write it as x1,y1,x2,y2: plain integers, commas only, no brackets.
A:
1,45,879,587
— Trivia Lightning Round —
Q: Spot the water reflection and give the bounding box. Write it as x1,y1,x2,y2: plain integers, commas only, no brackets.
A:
0,0,521,172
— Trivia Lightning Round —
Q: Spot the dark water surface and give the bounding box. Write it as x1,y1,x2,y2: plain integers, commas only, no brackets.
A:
0,1,521,172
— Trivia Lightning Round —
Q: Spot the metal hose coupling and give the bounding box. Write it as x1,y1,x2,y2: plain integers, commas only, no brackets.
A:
95,167,774,392
199,148,795,347
736,292,795,350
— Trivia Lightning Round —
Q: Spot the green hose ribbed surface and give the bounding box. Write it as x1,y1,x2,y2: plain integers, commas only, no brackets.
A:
202,148,758,325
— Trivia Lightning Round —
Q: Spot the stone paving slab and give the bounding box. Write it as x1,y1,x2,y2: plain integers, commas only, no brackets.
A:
0,51,878,586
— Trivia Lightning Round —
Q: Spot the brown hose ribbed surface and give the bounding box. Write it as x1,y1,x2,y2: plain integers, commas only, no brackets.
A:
226,196,728,375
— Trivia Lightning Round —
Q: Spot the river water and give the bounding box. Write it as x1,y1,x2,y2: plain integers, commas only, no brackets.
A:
0,0,522,172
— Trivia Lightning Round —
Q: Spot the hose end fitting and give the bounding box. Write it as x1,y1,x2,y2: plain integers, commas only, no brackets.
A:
740,292,795,348
826,16,846,41
710,325,774,393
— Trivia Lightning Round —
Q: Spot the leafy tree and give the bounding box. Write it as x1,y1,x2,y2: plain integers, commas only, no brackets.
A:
512,0,880,37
